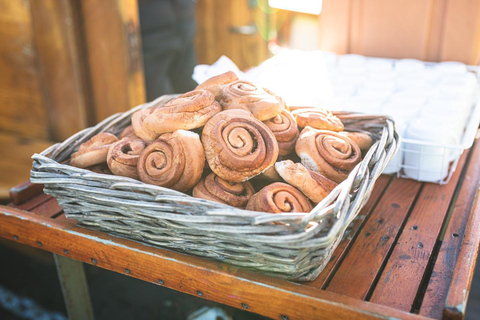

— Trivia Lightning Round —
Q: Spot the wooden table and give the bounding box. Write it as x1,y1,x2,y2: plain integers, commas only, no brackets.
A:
1,136,480,320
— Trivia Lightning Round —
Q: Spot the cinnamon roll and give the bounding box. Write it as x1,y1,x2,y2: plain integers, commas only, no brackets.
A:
120,125,140,140
195,71,238,100
295,127,361,183
245,182,312,213
70,133,119,168
193,172,255,208
137,130,205,192
275,160,337,203
107,138,148,179
220,80,285,121
339,131,373,154
292,108,344,131
132,90,221,141
263,110,299,156
202,109,279,182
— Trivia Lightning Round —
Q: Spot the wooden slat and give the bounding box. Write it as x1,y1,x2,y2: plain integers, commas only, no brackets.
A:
306,175,392,289
79,0,145,123
440,0,480,64
424,0,448,62
444,188,480,320
369,152,468,312
317,0,351,54
326,178,422,299
0,205,429,320
349,0,433,59
9,193,51,212
54,212,75,224
30,197,63,219
195,0,271,70
30,0,88,141
9,181,44,205
0,0,49,139
195,0,215,64
419,139,480,318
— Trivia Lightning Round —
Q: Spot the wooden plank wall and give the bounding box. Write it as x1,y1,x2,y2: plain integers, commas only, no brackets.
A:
318,0,480,64
0,0,145,198
79,0,145,124
0,0,50,140
0,0,145,142
195,0,277,70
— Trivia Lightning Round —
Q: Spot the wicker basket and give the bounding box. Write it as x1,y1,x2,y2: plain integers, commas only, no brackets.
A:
30,95,399,281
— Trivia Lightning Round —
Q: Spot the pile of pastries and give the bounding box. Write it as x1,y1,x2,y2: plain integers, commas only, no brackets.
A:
69,72,373,213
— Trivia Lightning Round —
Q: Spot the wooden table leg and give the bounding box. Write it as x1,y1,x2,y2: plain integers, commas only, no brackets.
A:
54,254,95,320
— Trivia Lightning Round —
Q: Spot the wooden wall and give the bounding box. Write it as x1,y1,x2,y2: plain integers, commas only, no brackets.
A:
196,0,286,70
318,0,480,64
0,0,145,142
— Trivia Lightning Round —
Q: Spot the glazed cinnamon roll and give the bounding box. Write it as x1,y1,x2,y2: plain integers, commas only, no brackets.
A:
292,108,344,131
263,110,299,156
137,130,205,192
245,182,312,213
132,90,221,141
339,131,373,154
120,125,140,140
107,138,148,179
193,172,255,208
202,109,279,182
196,71,238,100
220,80,285,121
275,160,337,203
295,127,361,183
70,133,119,168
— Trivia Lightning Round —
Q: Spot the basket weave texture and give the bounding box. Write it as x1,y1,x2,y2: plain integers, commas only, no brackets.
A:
30,95,399,281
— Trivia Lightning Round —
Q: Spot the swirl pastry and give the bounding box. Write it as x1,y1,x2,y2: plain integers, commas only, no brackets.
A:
195,71,238,100
132,90,221,141
292,108,344,131
202,109,279,182
107,138,148,179
193,172,255,208
339,131,373,154
137,130,205,191
70,133,119,168
295,127,361,183
120,125,140,140
245,182,313,213
275,160,337,203
263,110,299,156
220,80,285,121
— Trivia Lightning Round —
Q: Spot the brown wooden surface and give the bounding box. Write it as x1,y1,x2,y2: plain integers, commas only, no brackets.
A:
369,153,468,312
444,191,480,320
305,175,392,289
326,178,422,299
1,137,479,319
9,181,44,205
420,138,480,319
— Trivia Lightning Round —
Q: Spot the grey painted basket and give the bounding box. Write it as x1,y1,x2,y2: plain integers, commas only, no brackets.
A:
30,95,400,281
